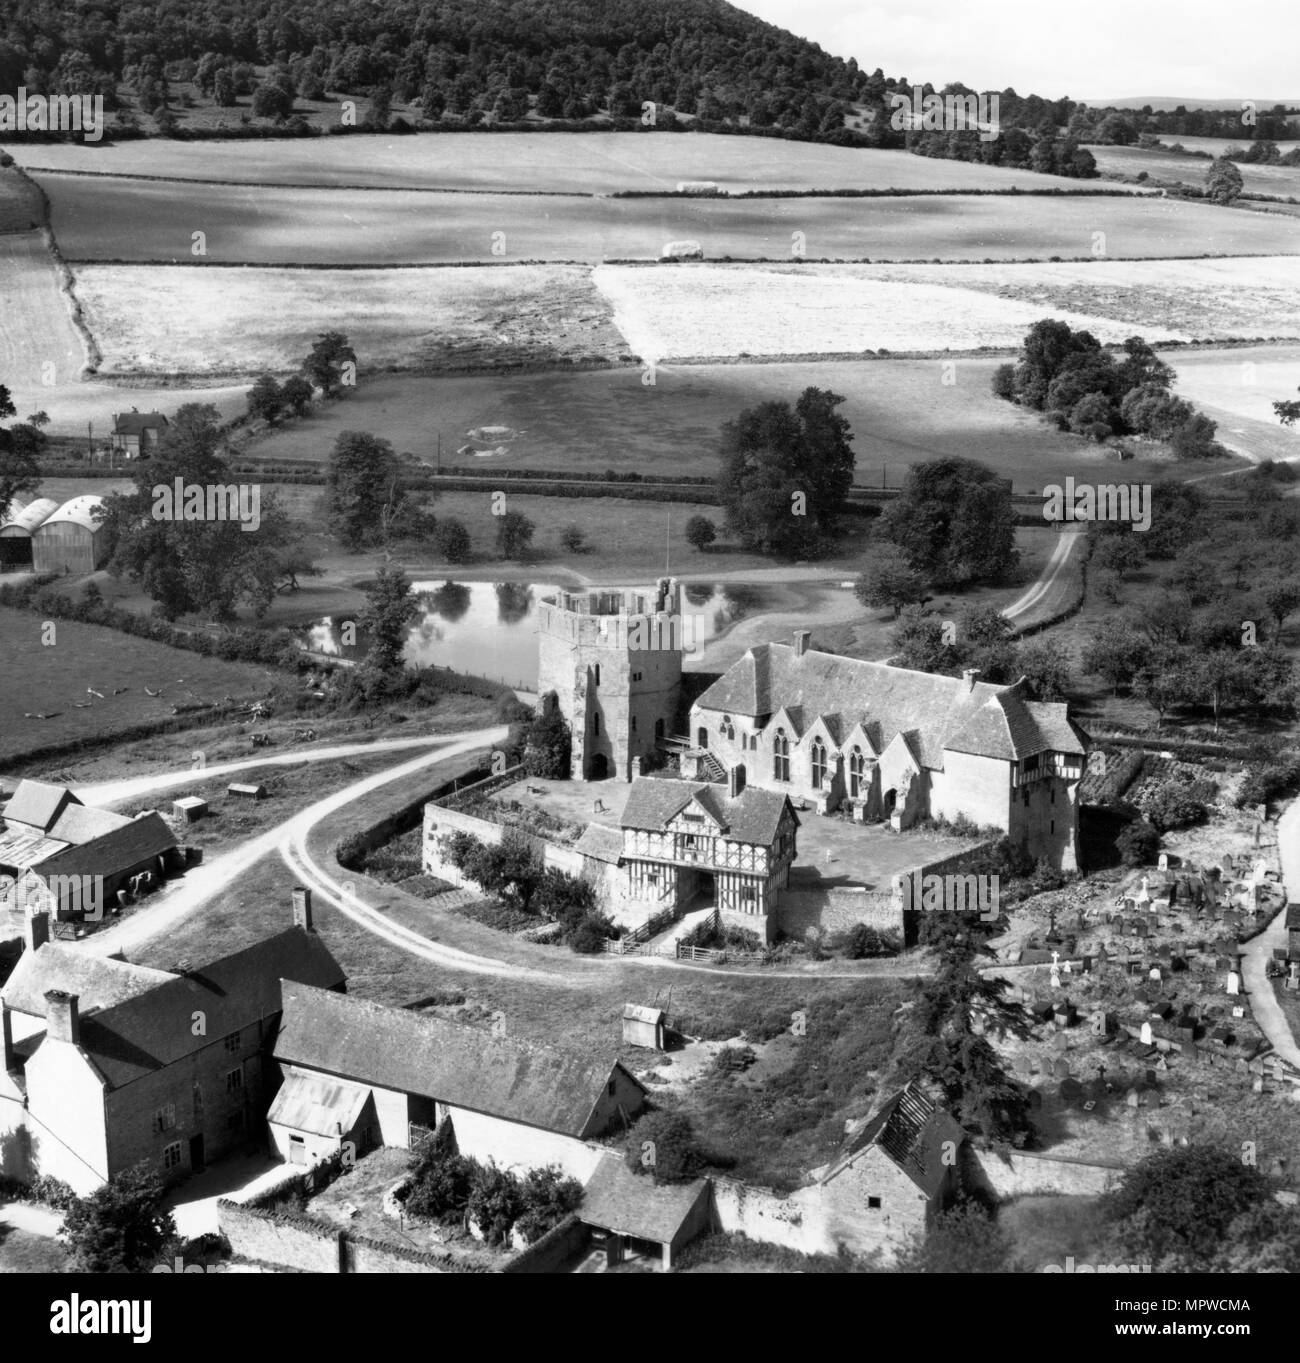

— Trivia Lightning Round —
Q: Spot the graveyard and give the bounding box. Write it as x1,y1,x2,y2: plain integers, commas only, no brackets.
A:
980,833,1300,1178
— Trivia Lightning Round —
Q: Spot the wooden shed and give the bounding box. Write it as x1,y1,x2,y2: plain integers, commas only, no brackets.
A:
622,1003,667,1050
31,496,110,576
0,496,60,569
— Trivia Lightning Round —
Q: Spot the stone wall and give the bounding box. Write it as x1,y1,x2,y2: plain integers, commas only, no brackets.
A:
500,1214,590,1274
217,1200,342,1273
968,1147,1127,1200
776,886,899,942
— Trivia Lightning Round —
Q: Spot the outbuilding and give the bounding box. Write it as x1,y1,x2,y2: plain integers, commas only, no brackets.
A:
622,1003,667,1050
0,497,60,569
31,496,110,576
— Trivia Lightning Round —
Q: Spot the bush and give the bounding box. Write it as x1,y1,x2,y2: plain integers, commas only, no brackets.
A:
559,524,588,553
1117,819,1160,866
405,1123,475,1222
624,1109,709,1184
434,518,472,564
1140,776,1210,832
844,923,899,958
513,1167,583,1242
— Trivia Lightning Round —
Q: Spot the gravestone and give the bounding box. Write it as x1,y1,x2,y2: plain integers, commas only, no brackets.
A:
1158,852,1169,871
1140,1021,1154,1046
1227,971,1240,996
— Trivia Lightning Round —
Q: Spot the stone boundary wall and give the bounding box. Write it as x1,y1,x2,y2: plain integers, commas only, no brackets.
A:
422,804,596,891
777,887,898,941
968,1147,1128,1199
500,1214,590,1273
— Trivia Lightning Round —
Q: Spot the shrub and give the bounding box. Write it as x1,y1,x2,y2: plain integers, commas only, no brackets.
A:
434,518,472,564
466,1164,525,1246
405,1123,475,1222
1117,819,1160,866
624,1109,708,1184
1140,776,1210,832
559,524,588,553
844,923,899,959
513,1167,583,1242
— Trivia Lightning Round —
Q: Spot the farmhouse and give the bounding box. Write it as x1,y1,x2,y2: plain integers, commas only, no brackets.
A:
688,632,1089,871
110,408,169,459
0,779,180,919
0,889,344,1194
815,1082,965,1257
0,496,59,570
618,774,798,941
31,494,110,576
267,980,647,1181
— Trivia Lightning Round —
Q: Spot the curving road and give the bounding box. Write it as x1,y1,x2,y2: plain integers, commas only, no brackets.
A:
1239,798,1300,1071
1001,524,1088,628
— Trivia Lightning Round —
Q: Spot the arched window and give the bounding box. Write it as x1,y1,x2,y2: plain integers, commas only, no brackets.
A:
849,746,865,799
772,729,790,783
810,738,827,790
593,663,601,687
721,715,735,741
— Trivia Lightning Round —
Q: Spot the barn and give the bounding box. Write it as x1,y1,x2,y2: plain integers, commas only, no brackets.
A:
0,497,60,570
31,496,110,576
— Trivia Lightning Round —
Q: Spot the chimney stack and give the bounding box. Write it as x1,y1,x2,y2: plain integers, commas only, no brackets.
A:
26,910,50,953
962,668,982,692
44,990,80,1046
728,766,746,799
292,886,314,932
793,630,812,658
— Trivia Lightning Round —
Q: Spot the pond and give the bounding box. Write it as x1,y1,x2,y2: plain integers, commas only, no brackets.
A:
298,580,773,689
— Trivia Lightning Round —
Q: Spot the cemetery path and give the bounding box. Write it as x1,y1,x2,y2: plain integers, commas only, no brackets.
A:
1239,796,1300,1070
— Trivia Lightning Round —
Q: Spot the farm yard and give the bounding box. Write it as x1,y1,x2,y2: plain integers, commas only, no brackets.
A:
72,262,629,377
241,358,1237,494
35,174,1297,266
15,132,1146,196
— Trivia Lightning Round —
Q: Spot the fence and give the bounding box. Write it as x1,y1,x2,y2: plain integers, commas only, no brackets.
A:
603,905,680,954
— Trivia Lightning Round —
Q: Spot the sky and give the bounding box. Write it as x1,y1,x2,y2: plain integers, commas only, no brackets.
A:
737,0,1296,103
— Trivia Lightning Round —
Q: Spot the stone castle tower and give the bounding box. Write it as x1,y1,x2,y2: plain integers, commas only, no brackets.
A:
536,579,684,781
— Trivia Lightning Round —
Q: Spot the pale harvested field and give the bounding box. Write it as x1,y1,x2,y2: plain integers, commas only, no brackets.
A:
1169,344,1300,464
1089,143,1300,198
39,174,1289,265
0,230,87,401
1153,135,1300,157
843,255,1300,340
16,132,1141,195
592,256,1300,361
73,263,628,375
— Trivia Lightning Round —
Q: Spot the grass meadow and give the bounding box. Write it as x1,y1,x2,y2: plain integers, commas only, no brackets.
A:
39,175,1295,265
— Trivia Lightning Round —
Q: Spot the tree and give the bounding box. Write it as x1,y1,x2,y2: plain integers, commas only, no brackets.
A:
1014,637,1071,701
326,431,402,551
60,1163,177,1273
1069,391,1117,440
302,331,356,398
1170,411,1226,460
280,374,314,417
1215,1201,1300,1274
1264,580,1300,639
625,1109,708,1184
523,691,571,778
251,80,293,120
213,67,236,107
434,517,472,564
246,374,284,424
496,510,535,560
882,457,1019,587
1116,819,1159,866
1205,156,1244,204
684,515,717,552
461,835,543,914
559,523,587,554
717,387,854,557
895,1203,1011,1273
356,563,418,677
891,606,953,674
1103,1146,1271,1269
0,382,41,520
855,544,925,618
1081,618,1147,693
101,403,301,621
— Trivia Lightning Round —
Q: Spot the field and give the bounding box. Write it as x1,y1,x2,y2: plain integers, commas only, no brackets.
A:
73,263,628,377
1170,344,1300,463
0,164,45,233
39,175,1296,265
15,132,1143,195
0,606,282,767
1089,143,1300,199
243,359,1233,494
0,232,86,396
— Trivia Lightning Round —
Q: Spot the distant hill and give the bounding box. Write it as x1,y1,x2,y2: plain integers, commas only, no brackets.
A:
1082,97,1300,112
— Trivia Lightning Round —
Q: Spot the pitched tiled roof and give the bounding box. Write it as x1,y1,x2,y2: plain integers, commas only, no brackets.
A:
112,411,168,435
2,943,176,1018
33,813,177,881
21,926,345,1090
273,982,644,1138
822,1083,964,1199
620,777,794,848
1286,902,1300,932
574,823,624,865
3,780,80,833
697,644,1087,769
47,804,134,847
268,1070,372,1137
579,1152,709,1243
